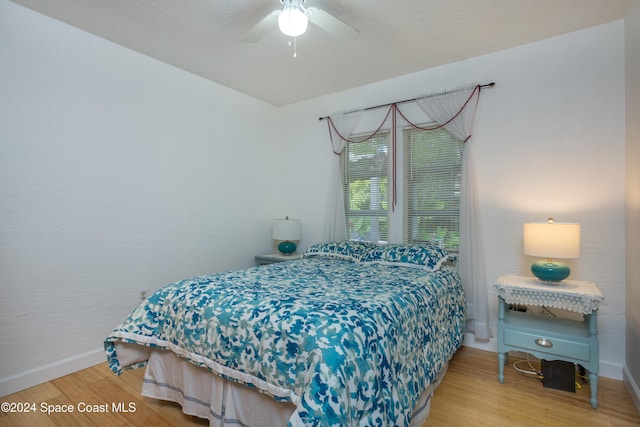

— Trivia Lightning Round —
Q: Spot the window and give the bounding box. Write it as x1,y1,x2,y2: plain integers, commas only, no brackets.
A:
340,126,462,249
403,125,463,251
341,132,389,243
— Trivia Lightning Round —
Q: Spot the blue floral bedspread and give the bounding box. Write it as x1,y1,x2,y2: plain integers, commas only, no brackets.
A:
104,257,465,427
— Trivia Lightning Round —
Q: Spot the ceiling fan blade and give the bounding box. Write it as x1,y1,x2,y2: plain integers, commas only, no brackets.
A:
241,9,280,43
306,7,358,39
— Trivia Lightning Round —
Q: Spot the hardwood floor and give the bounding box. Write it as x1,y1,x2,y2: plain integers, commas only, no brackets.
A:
427,347,640,427
1,346,638,426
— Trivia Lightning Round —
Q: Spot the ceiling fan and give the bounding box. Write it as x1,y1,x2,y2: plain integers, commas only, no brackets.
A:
242,0,359,43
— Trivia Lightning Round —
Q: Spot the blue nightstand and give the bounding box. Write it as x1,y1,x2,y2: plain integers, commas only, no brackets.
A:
494,274,604,408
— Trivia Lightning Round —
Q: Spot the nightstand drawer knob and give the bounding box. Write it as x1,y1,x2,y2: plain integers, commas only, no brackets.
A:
535,338,553,348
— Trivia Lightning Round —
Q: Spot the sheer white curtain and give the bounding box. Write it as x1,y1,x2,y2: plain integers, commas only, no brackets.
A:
322,110,364,242
416,84,490,340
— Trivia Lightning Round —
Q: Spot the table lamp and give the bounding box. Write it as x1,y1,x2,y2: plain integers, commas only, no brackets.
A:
523,218,580,282
273,216,301,255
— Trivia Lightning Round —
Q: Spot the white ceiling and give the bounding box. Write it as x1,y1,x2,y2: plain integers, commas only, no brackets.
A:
11,0,630,106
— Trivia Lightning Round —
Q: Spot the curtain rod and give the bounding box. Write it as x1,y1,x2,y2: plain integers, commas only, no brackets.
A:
318,82,495,121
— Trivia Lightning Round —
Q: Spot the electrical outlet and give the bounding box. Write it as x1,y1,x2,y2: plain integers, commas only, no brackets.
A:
139,289,148,302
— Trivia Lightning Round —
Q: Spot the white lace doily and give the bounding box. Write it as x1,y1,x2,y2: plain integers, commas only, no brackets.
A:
493,274,604,314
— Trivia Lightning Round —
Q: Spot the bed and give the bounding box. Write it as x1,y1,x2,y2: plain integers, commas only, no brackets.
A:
104,241,466,427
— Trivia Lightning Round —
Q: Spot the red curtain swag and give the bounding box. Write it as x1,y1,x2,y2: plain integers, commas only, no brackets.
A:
326,83,486,210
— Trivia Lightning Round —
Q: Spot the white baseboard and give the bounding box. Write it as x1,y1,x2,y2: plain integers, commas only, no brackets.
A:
463,332,497,352
462,332,624,380
623,365,640,415
0,348,105,398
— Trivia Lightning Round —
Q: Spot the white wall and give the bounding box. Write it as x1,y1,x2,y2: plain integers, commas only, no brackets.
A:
0,0,280,395
279,21,626,380
625,0,640,412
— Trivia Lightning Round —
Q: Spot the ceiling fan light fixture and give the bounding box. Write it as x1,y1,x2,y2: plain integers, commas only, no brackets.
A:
278,5,308,37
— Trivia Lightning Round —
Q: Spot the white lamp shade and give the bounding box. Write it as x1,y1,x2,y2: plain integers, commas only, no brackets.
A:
523,221,580,259
273,218,301,241
278,6,308,37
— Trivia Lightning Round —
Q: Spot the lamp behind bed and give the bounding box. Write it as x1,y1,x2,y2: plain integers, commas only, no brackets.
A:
273,216,301,255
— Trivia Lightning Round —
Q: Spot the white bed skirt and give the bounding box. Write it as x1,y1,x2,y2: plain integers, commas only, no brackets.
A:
115,343,447,427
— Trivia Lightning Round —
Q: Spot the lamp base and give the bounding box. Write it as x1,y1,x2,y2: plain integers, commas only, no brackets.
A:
277,240,297,255
531,259,570,283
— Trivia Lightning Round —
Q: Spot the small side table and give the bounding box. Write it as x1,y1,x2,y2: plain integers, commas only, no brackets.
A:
255,253,303,266
494,274,604,408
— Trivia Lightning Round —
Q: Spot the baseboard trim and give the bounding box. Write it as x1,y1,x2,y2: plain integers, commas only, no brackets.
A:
0,348,105,397
623,365,640,415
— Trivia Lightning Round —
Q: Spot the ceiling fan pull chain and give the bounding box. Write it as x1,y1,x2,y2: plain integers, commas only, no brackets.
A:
287,37,298,58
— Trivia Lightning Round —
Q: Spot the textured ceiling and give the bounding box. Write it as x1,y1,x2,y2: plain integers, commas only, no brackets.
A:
10,0,630,106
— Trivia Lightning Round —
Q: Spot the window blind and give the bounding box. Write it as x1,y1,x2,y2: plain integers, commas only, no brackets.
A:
341,132,390,243
403,125,463,251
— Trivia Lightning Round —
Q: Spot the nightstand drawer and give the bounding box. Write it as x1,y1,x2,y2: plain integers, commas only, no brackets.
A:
503,328,591,361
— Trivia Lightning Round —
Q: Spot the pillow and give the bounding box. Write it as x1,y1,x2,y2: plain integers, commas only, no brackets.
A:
360,244,450,271
303,240,378,262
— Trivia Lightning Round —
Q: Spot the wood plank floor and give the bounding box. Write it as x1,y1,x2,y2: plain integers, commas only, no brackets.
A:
1,346,638,426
